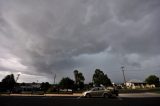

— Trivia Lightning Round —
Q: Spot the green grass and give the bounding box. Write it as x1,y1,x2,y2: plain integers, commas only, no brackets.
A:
119,88,160,93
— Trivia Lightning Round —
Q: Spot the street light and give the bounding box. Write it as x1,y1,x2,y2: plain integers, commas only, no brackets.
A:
16,73,21,83
12,73,21,94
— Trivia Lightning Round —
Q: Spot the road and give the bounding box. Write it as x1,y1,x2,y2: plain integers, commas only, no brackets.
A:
0,93,160,106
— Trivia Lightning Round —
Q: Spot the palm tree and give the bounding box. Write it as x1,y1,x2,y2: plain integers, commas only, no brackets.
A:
74,70,79,84
73,70,85,90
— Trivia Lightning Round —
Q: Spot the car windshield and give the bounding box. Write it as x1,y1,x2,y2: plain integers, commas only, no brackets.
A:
90,87,105,91
91,88,98,91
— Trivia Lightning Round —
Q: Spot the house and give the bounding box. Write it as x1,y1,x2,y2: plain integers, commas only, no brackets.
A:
126,79,147,89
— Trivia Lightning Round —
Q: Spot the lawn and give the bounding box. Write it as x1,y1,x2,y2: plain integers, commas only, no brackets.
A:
119,88,160,93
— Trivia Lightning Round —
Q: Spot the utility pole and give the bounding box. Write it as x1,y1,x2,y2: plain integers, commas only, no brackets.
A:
121,66,126,85
51,72,56,85
54,74,56,85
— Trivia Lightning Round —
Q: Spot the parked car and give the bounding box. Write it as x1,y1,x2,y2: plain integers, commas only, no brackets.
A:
82,87,118,98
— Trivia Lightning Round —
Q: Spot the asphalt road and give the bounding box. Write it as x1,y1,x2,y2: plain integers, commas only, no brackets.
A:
0,96,160,106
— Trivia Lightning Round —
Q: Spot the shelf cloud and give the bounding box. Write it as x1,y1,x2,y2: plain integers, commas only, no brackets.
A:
0,0,160,83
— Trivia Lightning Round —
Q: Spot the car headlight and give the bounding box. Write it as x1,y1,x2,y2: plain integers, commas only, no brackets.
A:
82,92,87,96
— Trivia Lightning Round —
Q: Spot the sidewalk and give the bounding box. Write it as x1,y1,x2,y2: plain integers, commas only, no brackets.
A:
0,93,82,96
1,93,160,97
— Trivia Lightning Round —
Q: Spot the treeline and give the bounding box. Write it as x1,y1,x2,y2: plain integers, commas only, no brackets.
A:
59,69,112,91
0,69,159,93
0,69,112,93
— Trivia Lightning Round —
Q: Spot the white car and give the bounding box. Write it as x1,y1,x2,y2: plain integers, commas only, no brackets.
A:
82,87,117,98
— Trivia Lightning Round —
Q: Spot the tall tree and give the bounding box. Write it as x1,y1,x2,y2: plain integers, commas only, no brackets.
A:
74,70,79,84
145,75,159,87
1,74,16,92
73,70,85,90
59,77,74,91
92,69,112,87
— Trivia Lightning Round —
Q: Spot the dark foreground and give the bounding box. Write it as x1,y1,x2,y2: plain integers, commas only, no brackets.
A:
0,96,160,106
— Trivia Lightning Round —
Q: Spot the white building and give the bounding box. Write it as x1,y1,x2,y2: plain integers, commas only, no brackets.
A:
126,79,147,89
126,79,156,89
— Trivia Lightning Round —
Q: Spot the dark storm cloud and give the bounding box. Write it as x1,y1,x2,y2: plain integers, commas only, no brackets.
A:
111,0,160,21
0,0,160,82
108,0,160,55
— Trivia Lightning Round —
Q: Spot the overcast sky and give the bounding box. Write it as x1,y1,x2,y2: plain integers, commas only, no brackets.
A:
0,0,160,83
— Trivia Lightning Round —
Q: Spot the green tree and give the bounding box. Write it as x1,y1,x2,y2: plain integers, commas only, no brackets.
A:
59,77,74,91
145,75,159,87
92,69,112,87
1,74,16,92
41,82,51,93
73,70,85,90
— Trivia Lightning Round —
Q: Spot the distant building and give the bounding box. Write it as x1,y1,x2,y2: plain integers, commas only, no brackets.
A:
19,83,41,91
126,79,155,89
